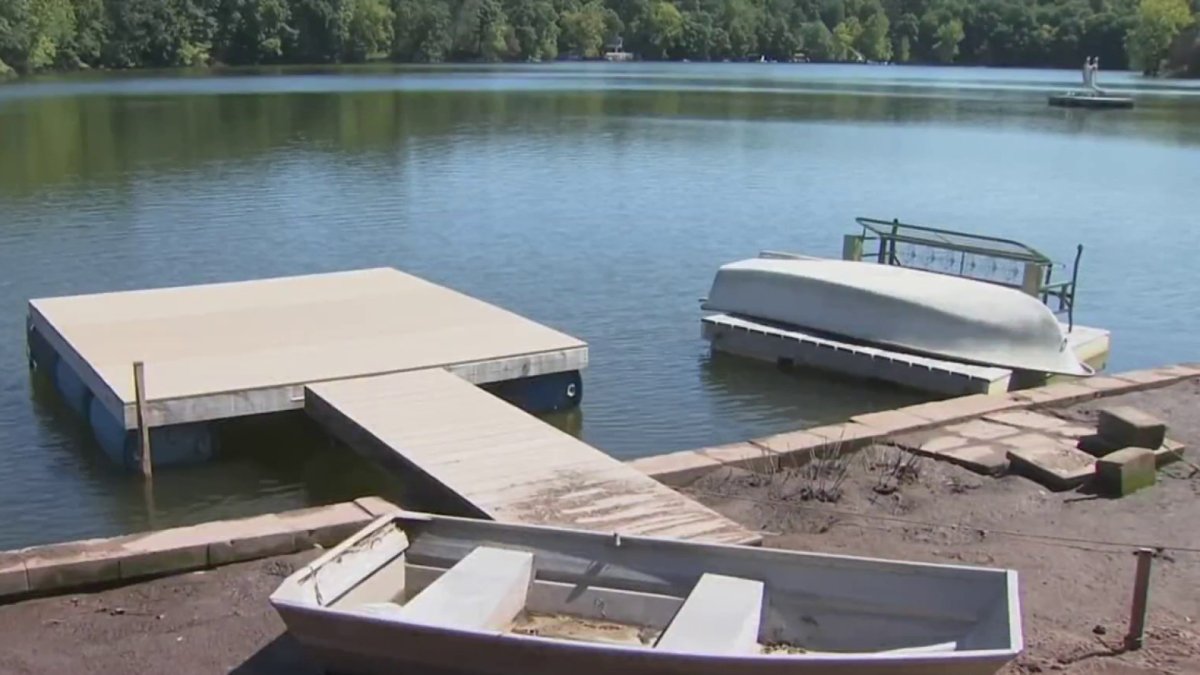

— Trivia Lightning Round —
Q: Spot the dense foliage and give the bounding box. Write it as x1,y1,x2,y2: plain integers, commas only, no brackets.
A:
1,0,1198,74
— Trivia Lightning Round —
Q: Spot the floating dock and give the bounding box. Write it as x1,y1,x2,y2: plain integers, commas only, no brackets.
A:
306,369,755,544
27,268,757,545
28,268,587,467
702,313,1110,397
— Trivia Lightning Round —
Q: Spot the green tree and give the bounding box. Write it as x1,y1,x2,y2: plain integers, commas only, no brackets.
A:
641,1,683,58
1126,0,1194,74
0,0,77,71
798,19,835,59
392,0,452,61
506,0,558,60
560,0,608,57
341,0,393,60
932,16,962,63
856,10,890,60
832,15,861,59
216,0,295,64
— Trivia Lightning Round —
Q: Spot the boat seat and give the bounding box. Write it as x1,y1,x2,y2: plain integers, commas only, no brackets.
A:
396,546,533,631
656,573,763,654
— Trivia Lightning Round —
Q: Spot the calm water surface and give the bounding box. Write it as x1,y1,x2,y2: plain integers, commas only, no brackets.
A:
2,64,1198,549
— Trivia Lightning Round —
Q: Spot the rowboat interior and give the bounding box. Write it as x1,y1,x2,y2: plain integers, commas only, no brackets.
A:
271,512,1021,674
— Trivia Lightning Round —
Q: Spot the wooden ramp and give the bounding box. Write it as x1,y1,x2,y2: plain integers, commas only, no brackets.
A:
306,370,758,545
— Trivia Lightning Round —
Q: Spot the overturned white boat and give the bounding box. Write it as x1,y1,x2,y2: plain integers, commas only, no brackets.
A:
702,257,1092,377
272,511,1022,675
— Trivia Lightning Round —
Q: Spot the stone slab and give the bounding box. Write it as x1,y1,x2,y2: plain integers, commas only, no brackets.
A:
1154,439,1187,468
851,409,933,436
939,445,1009,476
0,555,29,597
750,430,827,455
1116,369,1176,385
628,450,722,486
1078,375,1140,393
1003,433,1096,490
119,531,211,580
207,516,298,566
946,419,1023,441
699,442,780,472
23,542,123,593
279,503,374,549
896,394,1022,425
1097,406,1167,450
804,422,883,448
1095,447,1156,497
1011,382,1097,407
984,410,1096,440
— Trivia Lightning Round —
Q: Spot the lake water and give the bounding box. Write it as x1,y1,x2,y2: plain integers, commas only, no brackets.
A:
2,63,1198,549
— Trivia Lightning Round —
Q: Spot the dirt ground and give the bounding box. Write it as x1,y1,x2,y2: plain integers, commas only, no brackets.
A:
0,380,1197,674
693,379,1200,674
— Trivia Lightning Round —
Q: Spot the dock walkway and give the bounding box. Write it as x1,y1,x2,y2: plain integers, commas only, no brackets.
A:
306,369,757,545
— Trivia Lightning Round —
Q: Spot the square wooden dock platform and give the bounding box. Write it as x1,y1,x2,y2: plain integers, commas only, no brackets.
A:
29,268,588,430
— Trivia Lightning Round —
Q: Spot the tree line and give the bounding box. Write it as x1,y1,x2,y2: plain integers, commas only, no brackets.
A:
1,0,1197,77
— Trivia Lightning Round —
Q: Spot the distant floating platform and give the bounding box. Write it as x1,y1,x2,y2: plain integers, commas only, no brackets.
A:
1048,92,1134,109
28,268,587,466
702,313,1110,397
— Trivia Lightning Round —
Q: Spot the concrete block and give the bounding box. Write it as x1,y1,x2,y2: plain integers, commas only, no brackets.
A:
946,419,1022,441
700,442,779,472
1098,407,1166,449
985,410,1095,440
1095,447,1156,497
897,394,1020,425
354,496,402,518
851,409,933,435
1011,382,1096,406
119,529,210,580
628,451,722,486
657,573,763,654
1002,433,1096,490
1078,375,1140,393
920,434,971,453
940,445,1008,476
23,542,122,592
751,430,826,455
1155,364,1200,379
1115,369,1174,385
400,547,533,630
280,503,374,548
0,555,29,597
207,516,298,566
804,422,882,448
1154,439,1186,468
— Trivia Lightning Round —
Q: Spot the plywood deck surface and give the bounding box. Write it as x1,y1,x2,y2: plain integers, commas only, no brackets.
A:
306,369,758,545
30,268,586,406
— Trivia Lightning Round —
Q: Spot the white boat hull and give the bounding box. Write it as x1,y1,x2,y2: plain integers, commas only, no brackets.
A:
701,258,1091,376
271,512,1022,675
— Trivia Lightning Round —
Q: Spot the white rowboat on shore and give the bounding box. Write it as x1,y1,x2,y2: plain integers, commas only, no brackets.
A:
271,511,1022,675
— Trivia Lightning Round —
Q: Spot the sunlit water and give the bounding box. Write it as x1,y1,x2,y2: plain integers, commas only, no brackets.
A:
2,63,1198,548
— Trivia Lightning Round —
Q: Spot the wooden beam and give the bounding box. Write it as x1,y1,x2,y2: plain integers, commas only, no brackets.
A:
133,361,152,477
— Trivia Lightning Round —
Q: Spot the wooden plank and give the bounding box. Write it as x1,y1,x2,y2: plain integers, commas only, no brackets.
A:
306,370,757,545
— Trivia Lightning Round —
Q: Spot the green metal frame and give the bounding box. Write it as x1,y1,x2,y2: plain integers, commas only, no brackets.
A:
846,217,1082,329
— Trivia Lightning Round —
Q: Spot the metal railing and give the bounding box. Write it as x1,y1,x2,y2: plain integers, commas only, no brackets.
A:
844,217,1082,329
